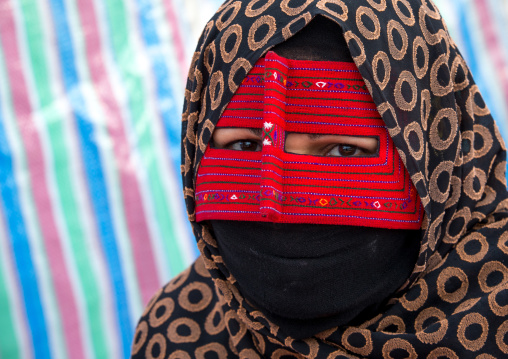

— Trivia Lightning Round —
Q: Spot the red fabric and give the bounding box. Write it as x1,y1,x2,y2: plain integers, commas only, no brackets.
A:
196,52,423,229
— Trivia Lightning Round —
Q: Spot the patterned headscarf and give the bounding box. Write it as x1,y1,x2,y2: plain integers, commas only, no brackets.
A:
137,0,508,356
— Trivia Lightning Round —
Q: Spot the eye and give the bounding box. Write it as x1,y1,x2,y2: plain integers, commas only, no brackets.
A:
327,144,365,157
212,128,263,151
227,140,262,152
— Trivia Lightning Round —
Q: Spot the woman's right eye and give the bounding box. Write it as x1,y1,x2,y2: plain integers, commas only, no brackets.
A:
226,140,262,151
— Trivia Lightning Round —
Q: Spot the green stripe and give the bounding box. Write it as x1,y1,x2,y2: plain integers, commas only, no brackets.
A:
19,1,109,357
104,0,185,274
0,256,21,359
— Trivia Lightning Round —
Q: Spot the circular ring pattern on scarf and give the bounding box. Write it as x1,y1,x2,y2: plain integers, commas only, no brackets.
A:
387,20,409,60
457,232,489,263
248,15,277,51
209,71,225,111
464,167,487,201
444,207,470,244
392,0,415,26
395,70,417,111
356,6,381,40
414,307,448,344
239,349,261,359
430,54,453,97
146,333,166,359
215,2,242,31
457,313,489,352
282,12,312,40
404,122,424,161
204,43,216,75
205,302,226,335
429,161,454,204
344,30,366,65
245,0,275,17
489,285,508,316
495,161,507,186
430,108,458,151
499,232,508,255
373,51,391,90
427,347,459,359
286,338,319,357
317,0,349,21
191,70,204,102
377,315,406,334
444,176,461,210
473,124,494,159
400,279,428,311
382,338,417,359
148,333,171,359
178,282,213,312
341,327,373,356
167,318,201,343
367,0,387,12
225,310,248,347
478,261,508,293
149,298,175,328
272,349,301,358
496,320,508,354
437,267,469,303
469,85,491,116
229,57,252,93
451,54,470,91
195,343,228,359
413,36,429,79
169,350,191,359
220,24,243,64
280,0,314,16
132,321,148,355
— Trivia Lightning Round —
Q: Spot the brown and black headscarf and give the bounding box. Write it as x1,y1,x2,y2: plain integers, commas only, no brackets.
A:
132,0,508,357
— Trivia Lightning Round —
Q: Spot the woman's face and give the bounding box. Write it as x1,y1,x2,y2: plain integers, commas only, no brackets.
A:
212,127,379,157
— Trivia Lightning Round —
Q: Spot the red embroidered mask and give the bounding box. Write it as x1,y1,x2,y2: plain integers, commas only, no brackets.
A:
195,52,423,230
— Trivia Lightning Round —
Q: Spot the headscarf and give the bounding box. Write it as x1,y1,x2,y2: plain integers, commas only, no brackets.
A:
133,0,508,357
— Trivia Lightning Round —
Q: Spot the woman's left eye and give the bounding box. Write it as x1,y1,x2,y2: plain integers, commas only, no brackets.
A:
228,140,262,151
327,144,361,157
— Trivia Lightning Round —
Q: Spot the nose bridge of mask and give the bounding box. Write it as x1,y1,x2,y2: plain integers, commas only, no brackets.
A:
259,54,289,221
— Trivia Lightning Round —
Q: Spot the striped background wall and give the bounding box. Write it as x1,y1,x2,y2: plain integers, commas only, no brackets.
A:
0,0,506,358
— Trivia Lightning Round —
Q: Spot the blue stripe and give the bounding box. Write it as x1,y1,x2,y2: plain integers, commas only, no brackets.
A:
0,101,51,358
134,0,198,259
47,0,133,356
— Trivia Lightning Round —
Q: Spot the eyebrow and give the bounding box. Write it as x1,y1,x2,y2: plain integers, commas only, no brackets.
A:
248,128,263,137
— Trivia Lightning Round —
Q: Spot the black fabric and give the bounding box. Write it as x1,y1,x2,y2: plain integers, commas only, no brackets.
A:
211,220,421,339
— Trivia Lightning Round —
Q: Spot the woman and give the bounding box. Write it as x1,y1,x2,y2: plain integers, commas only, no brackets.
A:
131,0,508,357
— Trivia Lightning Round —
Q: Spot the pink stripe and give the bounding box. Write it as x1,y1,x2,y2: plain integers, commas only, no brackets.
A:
0,1,86,358
163,0,188,83
475,0,508,108
76,0,160,304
